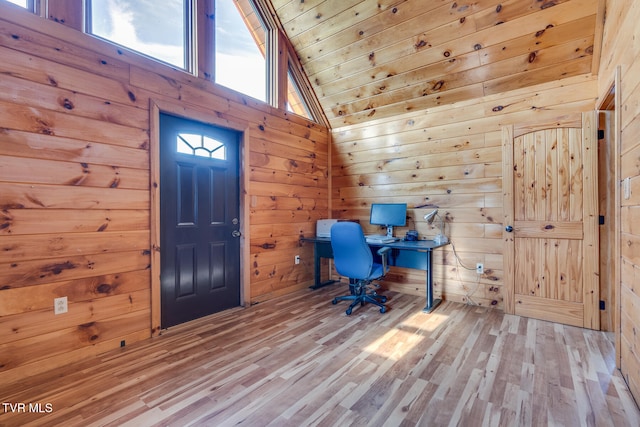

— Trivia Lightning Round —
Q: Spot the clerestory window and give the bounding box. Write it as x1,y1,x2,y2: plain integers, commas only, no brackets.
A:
87,0,192,70
215,0,267,102
83,0,319,122
5,0,32,10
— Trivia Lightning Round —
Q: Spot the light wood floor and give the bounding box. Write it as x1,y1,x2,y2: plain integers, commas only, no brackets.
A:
2,285,640,427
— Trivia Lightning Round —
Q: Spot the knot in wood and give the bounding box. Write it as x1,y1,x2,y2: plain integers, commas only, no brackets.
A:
97,284,112,293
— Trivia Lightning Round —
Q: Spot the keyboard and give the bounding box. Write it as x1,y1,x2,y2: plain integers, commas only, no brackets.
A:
365,235,398,244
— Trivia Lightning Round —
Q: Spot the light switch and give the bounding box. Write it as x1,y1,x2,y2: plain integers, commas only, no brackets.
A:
623,177,631,200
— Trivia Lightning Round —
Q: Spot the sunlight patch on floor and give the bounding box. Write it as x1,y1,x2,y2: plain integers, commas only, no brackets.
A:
363,311,450,360
402,311,450,333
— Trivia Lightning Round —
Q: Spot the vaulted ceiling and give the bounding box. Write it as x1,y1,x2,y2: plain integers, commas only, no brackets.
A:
270,0,602,129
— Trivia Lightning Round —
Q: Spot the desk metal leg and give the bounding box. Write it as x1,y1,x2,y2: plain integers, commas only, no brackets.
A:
423,251,442,313
309,242,337,290
310,246,322,289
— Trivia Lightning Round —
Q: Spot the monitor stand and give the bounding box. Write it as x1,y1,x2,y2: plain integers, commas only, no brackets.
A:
386,226,394,238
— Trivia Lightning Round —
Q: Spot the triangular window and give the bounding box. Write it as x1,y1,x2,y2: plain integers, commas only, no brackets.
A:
287,67,313,120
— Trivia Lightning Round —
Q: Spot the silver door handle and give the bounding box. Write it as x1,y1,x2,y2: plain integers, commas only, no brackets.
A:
232,230,241,237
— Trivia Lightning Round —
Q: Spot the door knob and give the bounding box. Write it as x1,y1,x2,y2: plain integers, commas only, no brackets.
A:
232,230,241,237
505,225,513,233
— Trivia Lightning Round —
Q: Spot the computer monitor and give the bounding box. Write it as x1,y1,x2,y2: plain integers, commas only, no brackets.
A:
370,203,407,237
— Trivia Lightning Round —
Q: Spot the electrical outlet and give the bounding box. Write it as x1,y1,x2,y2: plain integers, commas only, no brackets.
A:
294,255,300,265
54,296,68,315
476,263,484,275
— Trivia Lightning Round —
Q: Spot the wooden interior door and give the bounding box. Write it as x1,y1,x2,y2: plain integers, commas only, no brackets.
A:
503,112,600,329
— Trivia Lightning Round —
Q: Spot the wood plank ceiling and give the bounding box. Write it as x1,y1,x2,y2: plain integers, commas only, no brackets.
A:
270,0,600,129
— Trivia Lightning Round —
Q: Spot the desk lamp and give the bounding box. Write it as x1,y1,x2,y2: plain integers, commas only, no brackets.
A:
423,209,448,244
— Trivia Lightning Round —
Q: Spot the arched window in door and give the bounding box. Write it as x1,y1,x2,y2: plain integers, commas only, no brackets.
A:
176,133,226,160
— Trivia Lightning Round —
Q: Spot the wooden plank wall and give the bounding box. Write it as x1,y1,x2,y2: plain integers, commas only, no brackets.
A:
0,3,329,383
331,74,598,309
598,0,640,405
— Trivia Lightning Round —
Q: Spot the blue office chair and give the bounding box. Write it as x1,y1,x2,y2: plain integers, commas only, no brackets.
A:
330,222,391,315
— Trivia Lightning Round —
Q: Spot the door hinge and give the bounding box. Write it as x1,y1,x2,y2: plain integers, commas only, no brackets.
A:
599,300,605,311
599,215,605,225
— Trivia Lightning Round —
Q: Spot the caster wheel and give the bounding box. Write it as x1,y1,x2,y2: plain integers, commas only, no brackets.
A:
346,308,352,315
332,299,338,305
380,306,387,314
380,296,388,303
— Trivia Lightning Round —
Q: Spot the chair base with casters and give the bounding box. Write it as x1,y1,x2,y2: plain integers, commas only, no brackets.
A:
332,279,388,315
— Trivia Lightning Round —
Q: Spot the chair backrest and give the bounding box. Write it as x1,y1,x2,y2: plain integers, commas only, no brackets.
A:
330,222,373,280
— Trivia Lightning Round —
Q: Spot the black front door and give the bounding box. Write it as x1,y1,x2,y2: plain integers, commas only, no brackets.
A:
160,113,241,328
